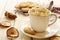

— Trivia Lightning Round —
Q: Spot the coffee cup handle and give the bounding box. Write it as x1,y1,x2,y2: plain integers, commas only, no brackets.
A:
48,14,57,26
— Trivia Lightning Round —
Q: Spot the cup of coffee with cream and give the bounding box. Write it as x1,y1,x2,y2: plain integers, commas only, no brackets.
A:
29,6,57,32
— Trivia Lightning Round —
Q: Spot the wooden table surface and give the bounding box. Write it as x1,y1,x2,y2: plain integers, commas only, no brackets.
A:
0,0,60,40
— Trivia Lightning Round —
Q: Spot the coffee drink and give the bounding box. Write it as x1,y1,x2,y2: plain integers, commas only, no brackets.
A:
29,6,57,32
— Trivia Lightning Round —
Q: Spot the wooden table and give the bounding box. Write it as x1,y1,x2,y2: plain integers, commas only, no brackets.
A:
0,0,60,40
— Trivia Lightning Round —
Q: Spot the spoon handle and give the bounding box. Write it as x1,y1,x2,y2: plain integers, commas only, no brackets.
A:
48,1,53,10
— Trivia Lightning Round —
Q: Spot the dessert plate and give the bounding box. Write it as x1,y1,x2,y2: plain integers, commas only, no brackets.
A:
21,20,59,38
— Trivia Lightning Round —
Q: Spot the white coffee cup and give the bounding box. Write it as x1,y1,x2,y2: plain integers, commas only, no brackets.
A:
29,7,57,32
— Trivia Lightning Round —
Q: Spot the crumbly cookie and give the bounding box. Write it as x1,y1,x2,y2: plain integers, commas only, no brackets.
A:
5,11,17,20
24,27,36,35
50,36,60,40
7,27,19,38
0,21,10,27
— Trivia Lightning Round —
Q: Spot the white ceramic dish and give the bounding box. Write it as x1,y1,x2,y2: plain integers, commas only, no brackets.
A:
21,21,59,38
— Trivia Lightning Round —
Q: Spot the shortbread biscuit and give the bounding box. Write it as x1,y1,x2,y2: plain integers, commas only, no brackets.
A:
0,21,10,27
15,2,29,8
24,27,36,35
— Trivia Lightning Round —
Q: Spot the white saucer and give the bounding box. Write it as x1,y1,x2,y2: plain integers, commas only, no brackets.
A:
21,21,59,38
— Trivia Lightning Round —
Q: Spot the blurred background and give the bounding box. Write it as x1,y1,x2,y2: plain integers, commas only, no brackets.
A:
0,0,60,12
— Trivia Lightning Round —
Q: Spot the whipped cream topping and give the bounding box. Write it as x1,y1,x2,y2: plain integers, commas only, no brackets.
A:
30,6,50,16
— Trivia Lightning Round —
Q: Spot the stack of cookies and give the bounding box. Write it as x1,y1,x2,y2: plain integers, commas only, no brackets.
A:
15,2,40,13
